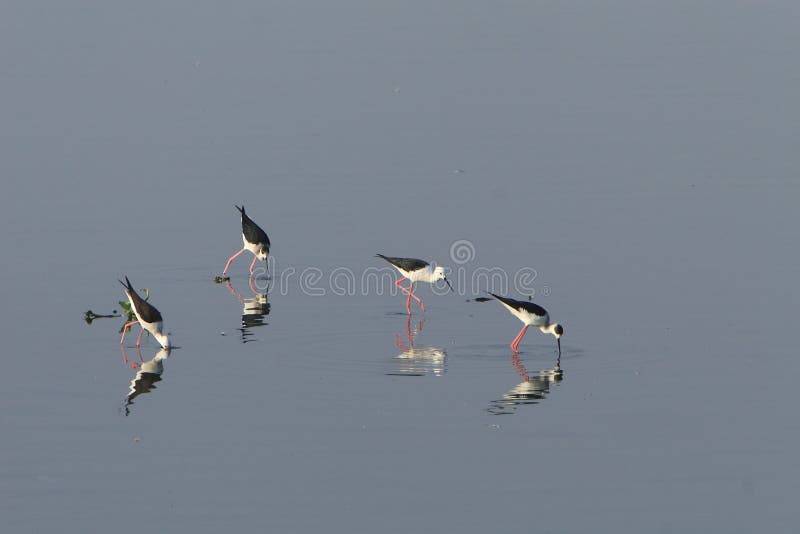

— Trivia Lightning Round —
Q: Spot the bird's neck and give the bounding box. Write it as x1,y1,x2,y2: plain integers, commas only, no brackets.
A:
539,323,557,336
417,268,437,283
154,332,172,349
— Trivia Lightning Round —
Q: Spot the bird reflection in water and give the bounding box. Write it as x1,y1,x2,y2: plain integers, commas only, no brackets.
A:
387,316,447,377
121,346,170,416
225,276,271,343
487,352,563,415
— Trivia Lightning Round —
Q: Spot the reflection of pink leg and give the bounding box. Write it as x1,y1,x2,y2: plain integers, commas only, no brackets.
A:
223,248,246,275
395,335,409,351
249,274,258,295
511,352,530,382
120,321,139,345
510,325,529,352
121,346,139,369
225,280,244,304
249,255,257,274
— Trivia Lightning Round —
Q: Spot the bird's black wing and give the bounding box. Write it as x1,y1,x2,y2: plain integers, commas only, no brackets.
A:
376,254,429,272
237,205,271,250
119,276,163,323
488,292,547,316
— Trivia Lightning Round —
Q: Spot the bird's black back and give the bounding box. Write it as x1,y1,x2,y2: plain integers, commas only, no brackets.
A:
376,254,429,272
119,276,163,324
237,205,271,250
488,292,548,317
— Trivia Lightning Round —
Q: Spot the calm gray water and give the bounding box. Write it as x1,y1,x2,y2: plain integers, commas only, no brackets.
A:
2,2,799,532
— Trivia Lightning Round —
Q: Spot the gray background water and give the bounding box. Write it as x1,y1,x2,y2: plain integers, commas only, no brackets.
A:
2,1,798,532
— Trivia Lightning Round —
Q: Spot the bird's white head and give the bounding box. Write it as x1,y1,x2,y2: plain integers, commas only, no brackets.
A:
551,323,564,339
546,323,563,356
431,265,454,292
256,245,269,261
154,332,172,349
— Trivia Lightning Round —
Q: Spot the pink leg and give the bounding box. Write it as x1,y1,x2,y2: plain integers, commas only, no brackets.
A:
395,277,410,295
120,320,139,345
396,278,425,312
249,255,258,274
135,327,145,347
510,325,529,352
222,248,246,276
410,289,425,311
404,283,424,311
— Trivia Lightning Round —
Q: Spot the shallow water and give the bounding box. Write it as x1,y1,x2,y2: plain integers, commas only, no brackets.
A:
2,1,800,532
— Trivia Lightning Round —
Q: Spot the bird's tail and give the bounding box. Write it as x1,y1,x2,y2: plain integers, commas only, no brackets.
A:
118,276,134,291
375,253,388,260
235,205,245,216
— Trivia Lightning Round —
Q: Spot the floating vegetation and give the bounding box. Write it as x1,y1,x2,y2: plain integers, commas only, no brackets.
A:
85,288,150,335
468,297,493,303
84,310,121,324
214,275,230,284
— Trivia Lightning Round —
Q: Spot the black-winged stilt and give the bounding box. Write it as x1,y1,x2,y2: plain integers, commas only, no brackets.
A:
119,276,171,349
222,205,271,277
376,254,453,314
488,292,563,354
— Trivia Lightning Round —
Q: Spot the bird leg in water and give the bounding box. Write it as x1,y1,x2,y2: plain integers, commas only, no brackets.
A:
510,325,529,352
395,278,424,312
222,248,246,276
120,320,140,345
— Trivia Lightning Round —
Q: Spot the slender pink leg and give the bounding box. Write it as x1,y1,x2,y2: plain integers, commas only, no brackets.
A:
411,290,425,311
222,248,246,275
403,282,424,311
510,325,529,352
135,328,145,347
120,320,139,345
395,277,410,295
249,255,258,274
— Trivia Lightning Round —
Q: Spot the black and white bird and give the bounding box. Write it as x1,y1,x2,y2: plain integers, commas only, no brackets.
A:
119,276,171,349
376,254,452,313
488,292,563,354
222,205,271,277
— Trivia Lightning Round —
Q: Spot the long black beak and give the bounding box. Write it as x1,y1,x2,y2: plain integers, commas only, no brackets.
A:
557,338,561,357
444,277,454,292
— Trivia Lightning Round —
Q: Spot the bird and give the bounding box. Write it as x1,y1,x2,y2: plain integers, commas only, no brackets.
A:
222,205,271,277
376,254,453,313
487,292,563,354
119,276,171,349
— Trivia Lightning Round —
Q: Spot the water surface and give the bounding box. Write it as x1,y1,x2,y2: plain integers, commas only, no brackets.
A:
2,2,799,532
